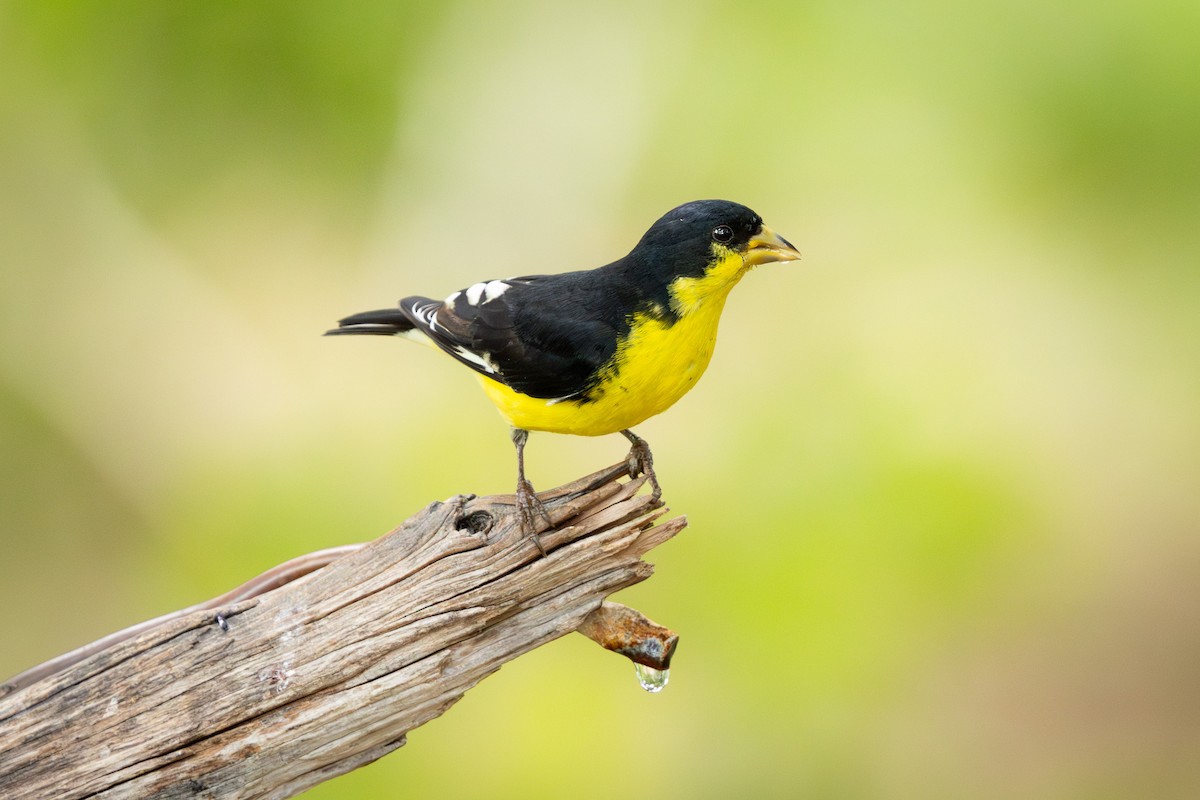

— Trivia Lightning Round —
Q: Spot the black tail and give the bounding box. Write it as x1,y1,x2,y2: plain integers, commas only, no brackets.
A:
324,308,415,337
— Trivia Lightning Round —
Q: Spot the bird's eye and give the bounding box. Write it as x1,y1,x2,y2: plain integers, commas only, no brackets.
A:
712,225,734,244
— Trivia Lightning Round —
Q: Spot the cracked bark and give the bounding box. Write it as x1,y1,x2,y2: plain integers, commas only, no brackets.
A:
0,463,685,799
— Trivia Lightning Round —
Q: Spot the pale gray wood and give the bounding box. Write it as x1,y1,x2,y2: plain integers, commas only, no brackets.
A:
0,464,685,799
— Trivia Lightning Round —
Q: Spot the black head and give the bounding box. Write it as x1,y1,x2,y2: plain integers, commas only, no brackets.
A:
625,199,800,286
632,200,763,274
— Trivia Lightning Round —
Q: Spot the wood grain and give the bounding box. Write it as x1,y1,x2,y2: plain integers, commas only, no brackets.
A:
0,463,685,799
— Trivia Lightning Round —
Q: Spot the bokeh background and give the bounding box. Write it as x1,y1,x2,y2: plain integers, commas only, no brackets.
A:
2,1,1198,797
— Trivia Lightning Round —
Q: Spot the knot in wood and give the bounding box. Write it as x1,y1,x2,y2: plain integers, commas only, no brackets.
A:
455,510,494,536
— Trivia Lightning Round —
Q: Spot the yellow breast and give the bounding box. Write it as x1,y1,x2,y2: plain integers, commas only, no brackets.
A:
479,250,750,436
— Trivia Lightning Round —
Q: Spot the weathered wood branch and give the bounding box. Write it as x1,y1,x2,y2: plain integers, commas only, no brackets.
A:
0,463,685,799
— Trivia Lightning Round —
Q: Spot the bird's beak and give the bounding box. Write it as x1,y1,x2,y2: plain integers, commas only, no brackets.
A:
743,225,802,267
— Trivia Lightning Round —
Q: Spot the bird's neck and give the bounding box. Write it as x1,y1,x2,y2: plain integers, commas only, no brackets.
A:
666,252,749,318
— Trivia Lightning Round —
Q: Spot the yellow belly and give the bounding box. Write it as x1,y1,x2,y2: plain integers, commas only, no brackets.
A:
478,291,732,436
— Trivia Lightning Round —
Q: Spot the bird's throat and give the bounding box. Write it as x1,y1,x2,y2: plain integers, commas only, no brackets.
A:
667,252,749,317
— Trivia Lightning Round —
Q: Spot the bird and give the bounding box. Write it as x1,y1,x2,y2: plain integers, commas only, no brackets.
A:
326,199,801,549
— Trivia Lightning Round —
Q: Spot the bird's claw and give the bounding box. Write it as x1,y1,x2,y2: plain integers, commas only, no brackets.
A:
625,439,662,501
516,478,552,555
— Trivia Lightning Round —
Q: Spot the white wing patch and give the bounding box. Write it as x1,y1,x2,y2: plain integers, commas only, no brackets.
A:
451,345,498,373
483,280,510,302
463,280,510,306
408,299,443,332
464,282,486,305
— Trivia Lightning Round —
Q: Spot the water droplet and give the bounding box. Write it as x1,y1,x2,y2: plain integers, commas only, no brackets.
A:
634,662,670,693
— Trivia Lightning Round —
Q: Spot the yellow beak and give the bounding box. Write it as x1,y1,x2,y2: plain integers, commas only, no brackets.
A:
743,225,802,267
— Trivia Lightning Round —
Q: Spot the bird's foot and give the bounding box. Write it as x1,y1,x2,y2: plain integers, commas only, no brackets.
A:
516,478,552,556
622,431,662,501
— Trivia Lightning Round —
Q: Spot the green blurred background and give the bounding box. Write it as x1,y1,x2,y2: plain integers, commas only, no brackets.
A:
2,1,1198,797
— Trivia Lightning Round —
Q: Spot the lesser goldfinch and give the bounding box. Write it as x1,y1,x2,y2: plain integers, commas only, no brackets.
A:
327,199,801,545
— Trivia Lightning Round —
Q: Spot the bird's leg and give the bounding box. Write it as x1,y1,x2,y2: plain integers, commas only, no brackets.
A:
511,428,551,555
620,429,661,500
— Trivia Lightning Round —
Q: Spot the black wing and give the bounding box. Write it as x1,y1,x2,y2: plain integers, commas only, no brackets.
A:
400,272,628,400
